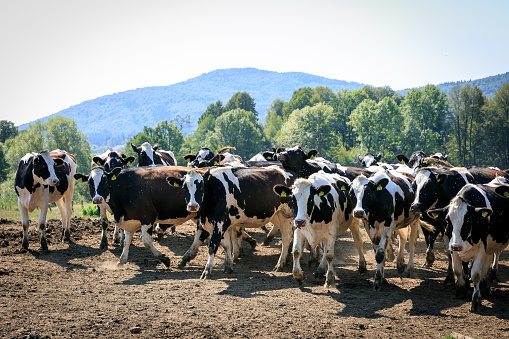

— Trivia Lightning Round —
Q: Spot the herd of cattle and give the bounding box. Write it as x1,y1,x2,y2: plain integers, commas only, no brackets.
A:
14,143,509,312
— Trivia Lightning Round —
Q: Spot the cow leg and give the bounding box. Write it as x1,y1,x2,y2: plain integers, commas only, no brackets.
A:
489,252,500,282
403,220,419,277
179,223,210,268
273,215,293,271
37,199,51,252
315,239,327,279
349,220,367,274
19,202,30,250
292,228,305,284
323,237,337,288
201,224,222,279
118,230,133,265
231,227,243,262
113,222,123,246
451,251,467,298
262,222,279,246
140,224,170,267
242,229,257,249
222,229,234,274
98,204,109,250
470,252,489,312
373,226,393,291
395,227,409,274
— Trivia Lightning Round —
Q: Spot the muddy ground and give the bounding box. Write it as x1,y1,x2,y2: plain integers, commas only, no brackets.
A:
0,217,508,338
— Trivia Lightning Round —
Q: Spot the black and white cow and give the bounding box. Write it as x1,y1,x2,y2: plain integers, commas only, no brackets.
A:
427,182,509,312
15,150,77,251
166,166,296,279
74,166,203,266
273,171,366,287
430,152,448,161
87,150,135,249
395,151,453,176
410,166,509,278
183,147,215,168
358,152,382,167
131,142,177,166
349,168,428,290
249,147,286,162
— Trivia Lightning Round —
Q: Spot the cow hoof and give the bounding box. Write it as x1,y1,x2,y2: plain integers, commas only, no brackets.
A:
403,267,413,278
373,279,382,291
61,230,71,243
397,262,406,274
247,238,257,249
262,236,274,247
358,264,367,275
224,267,233,274
293,270,305,285
443,275,455,285
99,240,108,251
488,269,499,282
425,251,435,267
314,267,325,279
200,271,212,279
273,265,283,272
40,239,48,252
471,296,481,312
159,256,170,268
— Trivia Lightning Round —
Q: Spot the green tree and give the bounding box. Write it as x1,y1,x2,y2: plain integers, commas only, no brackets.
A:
205,108,268,159
362,86,403,105
481,83,509,167
310,86,334,106
224,92,257,117
264,98,286,142
0,120,18,143
0,143,9,182
282,87,314,120
276,103,337,160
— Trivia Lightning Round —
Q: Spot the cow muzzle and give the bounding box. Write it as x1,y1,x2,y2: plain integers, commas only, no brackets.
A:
450,244,463,252
353,209,366,219
294,219,307,228
187,203,200,212
93,196,104,204
410,203,423,213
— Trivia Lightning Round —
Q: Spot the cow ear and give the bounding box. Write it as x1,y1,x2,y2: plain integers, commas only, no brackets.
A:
123,156,136,166
307,149,318,160
335,179,349,192
184,154,196,163
443,154,448,161
93,156,106,166
74,173,89,183
262,152,274,160
473,207,492,219
53,158,64,166
357,155,363,163
153,144,159,151
375,178,389,191
376,152,382,162
495,185,509,199
131,143,141,154
426,208,447,220
166,176,184,188
107,167,122,181
396,154,408,164
273,185,292,198
316,185,331,197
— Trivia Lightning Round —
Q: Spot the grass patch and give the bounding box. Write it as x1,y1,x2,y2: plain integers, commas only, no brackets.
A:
0,201,100,222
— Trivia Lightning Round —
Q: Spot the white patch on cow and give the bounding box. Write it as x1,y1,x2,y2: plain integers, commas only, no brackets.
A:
34,151,60,186
351,175,369,218
90,168,109,202
197,148,212,160
158,150,176,166
249,154,266,161
363,154,377,167
183,171,203,208
388,169,413,192
484,176,509,188
266,165,293,183
307,159,334,172
451,167,471,184
141,142,155,166
21,153,35,163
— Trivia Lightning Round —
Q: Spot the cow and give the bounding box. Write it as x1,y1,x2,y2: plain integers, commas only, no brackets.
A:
87,150,135,249
395,151,453,175
430,152,448,161
166,166,296,279
74,166,203,266
410,166,509,281
358,152,382,167
15,150,77,251
273,171,366,287
427,182,509,312
349,168,429,290
249,147,286,162
131,142,177,166
183,147,215,168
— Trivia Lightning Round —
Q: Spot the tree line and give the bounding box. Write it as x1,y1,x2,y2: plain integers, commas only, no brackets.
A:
1,82,509,207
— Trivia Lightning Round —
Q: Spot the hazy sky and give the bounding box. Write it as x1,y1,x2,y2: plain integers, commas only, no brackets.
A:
1,0,508,126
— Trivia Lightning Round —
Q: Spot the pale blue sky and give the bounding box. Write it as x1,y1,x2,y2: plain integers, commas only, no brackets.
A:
1,0,508,126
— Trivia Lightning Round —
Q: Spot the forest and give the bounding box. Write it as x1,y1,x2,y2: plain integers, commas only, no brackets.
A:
2,81,509,207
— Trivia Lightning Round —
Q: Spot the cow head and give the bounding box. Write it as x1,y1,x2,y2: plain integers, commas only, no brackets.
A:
358,152,382,167
276,146,318,173
74,167,122,205
93,151,135,171
131,142,159,166
166,170,206,213
184,147,214,168
427,196,491,256
430,153,448,161
410,168,440,213
396,151,426,169
31,151,64,187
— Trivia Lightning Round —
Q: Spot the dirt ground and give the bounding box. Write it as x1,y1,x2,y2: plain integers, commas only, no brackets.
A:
0,217,508,338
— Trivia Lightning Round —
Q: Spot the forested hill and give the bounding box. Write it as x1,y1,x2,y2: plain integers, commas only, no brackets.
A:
20,68,366,148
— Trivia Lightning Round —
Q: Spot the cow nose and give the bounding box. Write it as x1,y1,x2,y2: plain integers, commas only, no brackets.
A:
451,244,463,252
410,203,422,213
353,209,365,219
93,196,104,204
294,219,306,228
51,179,59,186
187,203,199,212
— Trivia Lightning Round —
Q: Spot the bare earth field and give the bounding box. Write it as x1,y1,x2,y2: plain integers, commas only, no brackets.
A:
1,217,508,338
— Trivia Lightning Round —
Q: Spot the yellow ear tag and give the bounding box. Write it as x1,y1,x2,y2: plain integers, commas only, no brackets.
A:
173,182,180,187
504,192,509,198
206,174,211,181
310,155,315,160
482,211,488,218
267,156,272,160
341,185,346,191
111,175,117,181
280,191,287,197
78,178,84,183
400,159,405,164
213,161,218,166
432,213,439,219
318,191,324,197
377,185,382,191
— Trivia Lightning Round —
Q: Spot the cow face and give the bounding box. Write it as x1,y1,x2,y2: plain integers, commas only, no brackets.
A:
32,151,63,186
410,169,439,213
358,152,382,167
132,142,158,166
276,146,318,173
184,148,214,168
167,170,205,212
93,151,135,172
428,198,491,257
74,167,121,205
396,151,426,168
